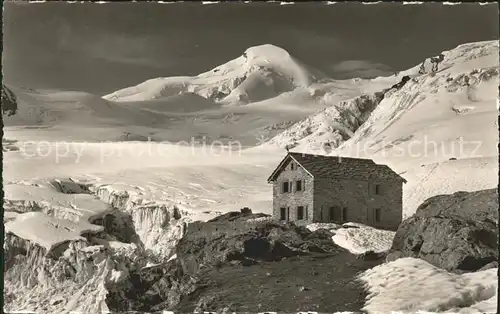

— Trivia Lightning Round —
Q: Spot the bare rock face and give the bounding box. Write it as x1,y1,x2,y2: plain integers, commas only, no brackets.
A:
240,207,252,214
90,210,144,246
1,84,18,116
356,250,387,261
387,189,498,272
105,261,188,312
50,179,93,194
389,75,412,90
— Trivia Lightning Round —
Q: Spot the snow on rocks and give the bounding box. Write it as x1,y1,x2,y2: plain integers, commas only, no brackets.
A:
4,212,103,253
4,233,139,314
336,41,498,164
4,182,111,220
332,223,395,254
92,183,190,259
3,182,113,254
358,257,498,314
4,174,216,266
306,222,395,254
306,222,341,232
3,177,193,312
265,91,385,151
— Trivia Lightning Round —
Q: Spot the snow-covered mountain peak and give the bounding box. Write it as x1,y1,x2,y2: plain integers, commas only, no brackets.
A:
242,44,295,72
103,44,324,104
245,44,291,58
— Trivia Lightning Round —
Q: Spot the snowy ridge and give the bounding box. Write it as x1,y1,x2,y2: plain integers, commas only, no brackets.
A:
336,40,499,215
265,40,499,156
3,46,397,145
103,44,326,104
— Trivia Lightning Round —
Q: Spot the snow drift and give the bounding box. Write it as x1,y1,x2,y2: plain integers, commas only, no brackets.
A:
306,222,395,254
359,257,498,314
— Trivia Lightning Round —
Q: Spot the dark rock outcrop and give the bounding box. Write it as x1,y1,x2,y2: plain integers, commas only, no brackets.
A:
387,189,498,272
478,261,498,271
105,261,188,312
176,212,344,276
2,138,20,152
240,207,252,214
356,250,387,261
50,178,93,194
390,75,411,90
1,84,18,117
90,210,143,246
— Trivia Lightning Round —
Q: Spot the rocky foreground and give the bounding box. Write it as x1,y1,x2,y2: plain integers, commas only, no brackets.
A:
99,187,500,312
106,212,385,313
4,188,498,313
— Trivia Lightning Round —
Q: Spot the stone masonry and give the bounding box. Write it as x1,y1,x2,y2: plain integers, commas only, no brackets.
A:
268,153,405,230
272,158,315,225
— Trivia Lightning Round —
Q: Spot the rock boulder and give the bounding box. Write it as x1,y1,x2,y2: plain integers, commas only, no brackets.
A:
387,189,498,272
176,212,344,275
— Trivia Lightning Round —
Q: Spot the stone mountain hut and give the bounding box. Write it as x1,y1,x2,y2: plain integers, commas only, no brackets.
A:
267,152,407,230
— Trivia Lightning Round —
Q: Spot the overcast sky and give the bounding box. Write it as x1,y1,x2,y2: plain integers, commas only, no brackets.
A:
2,2,498,95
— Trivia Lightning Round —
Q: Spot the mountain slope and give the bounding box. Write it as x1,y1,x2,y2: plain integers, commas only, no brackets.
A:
3,89,169,128
339,40,499,216
261,40,499,216
338,40,499,157
265,40,499,156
